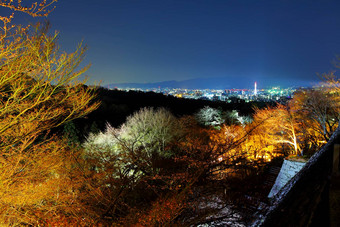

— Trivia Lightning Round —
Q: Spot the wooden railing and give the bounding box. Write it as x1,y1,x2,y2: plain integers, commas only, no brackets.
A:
251,128,340,227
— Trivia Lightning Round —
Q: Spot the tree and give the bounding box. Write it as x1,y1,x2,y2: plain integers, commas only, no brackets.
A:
301,73,340,141
0,2,99,225
119,107,183,157
224,110,252,126
0,0,57,33
195,106,224,127
82,109,189,225
242,122,278,161
253,104,303,155
84,107,183,175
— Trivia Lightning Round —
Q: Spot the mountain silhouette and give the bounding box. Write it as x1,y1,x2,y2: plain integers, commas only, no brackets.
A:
107,77,315,90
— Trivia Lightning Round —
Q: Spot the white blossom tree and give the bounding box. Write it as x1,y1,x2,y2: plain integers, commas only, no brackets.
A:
84,107,183,174
195,106,224,126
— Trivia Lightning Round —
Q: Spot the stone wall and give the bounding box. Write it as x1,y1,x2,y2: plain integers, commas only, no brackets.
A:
268,159,306,198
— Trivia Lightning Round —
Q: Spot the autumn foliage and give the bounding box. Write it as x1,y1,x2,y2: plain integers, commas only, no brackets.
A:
2,1,340,226
0,1,99,225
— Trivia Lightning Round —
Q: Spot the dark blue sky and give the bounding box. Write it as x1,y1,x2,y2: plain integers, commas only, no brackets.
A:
10,0,340,88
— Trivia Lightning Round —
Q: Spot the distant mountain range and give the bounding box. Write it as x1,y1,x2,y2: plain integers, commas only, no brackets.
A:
107,77,315,90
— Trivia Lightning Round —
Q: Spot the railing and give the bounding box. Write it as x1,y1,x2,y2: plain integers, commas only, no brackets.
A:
251,127,340,227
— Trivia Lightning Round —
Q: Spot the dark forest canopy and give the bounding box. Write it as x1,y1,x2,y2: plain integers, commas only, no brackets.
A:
72,87,276,139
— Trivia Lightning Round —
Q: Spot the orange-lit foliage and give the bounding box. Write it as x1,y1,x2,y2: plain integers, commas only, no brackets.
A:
0,22,99,148
0,0,56,18
137,195,186,226
253,104,303,155
177,116,252,179
0,3,99,224
242,125,277,162
207,119,281,179
119,193,187,226
292,86,340,143
210,124,244,158
248,83,340,158
77,155,192,225
0,139,99,225
212,81,340,166
0,0,56,34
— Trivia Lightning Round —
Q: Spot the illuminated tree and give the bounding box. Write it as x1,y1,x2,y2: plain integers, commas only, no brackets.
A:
303,73,340,140
195,106,224,126
224,110,252,126
0,22,98,148
119,107,183,157
253,104,303,155
84,107,183,177
82,108,185,223
0,0,57,40
242,121,280,162
0,2,99,225
0,0,56,18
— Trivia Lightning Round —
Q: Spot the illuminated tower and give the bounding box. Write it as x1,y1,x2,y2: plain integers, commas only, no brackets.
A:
254,82,257,96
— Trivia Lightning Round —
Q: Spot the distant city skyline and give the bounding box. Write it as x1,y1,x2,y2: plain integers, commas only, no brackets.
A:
12,0,340,87
113,82,296,104
107,76,318,90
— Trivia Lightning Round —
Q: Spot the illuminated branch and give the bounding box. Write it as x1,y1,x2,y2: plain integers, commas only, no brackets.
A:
0,21,99,225
0,0,57,37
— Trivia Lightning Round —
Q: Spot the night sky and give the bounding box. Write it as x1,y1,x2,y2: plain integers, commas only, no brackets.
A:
9,0,340,88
